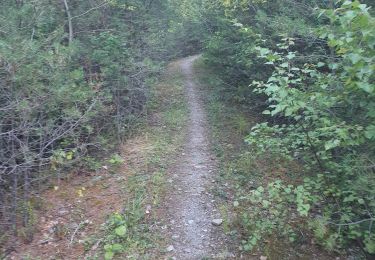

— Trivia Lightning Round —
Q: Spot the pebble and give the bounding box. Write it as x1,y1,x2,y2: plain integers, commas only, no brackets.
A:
166,245,174,252
145,205,151,214
211,219,223,226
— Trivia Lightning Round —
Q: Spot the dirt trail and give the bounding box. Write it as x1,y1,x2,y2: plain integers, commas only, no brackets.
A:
165,56,227,259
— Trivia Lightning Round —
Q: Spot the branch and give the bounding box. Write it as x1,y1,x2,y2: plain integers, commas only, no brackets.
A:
70,2,108,20
327,218,375,226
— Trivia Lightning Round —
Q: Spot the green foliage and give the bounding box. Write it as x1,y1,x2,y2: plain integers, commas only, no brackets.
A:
245,1,375,254
103,213,128,259
0,0,206,244
236,181,316,251
203,0,375,256
108,154,124,165
101,202,149,259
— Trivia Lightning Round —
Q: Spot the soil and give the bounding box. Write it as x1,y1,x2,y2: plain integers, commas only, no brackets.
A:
6,169,125,259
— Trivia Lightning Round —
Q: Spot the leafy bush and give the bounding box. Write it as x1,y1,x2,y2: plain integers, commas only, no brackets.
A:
236,181,315,251
204,0,375,256
245,1,375,254
0,0,204,243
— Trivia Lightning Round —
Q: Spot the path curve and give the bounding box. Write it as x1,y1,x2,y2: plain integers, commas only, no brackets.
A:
165,56,227,259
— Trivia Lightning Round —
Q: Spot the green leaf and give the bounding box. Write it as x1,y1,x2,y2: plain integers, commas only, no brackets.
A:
104,244,112,251
280,62,289,68
115,225,127,237
365,125,375,139
357,198,365,204
104,251,114,260
112,243,124,252
262,200,270,208
357,82,374,93
348,53,361,64
257,47,270,57
262,110,271,115
286,53,296,60
66,152,73,160
365,236,375,254
324,139,341,150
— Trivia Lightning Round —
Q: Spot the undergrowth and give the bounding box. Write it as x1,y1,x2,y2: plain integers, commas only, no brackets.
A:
194,58,346,259
85,66,188,259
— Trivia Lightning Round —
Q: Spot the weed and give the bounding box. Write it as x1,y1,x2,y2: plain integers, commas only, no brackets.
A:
108,154,124,165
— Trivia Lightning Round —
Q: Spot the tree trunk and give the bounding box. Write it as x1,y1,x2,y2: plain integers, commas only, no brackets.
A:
63,0,73,44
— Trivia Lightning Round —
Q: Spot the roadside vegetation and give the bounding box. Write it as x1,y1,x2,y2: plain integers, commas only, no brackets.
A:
5,58,188,259
200,0,374,258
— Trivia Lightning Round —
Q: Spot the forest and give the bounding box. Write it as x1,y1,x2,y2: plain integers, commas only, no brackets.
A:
0,0,374,259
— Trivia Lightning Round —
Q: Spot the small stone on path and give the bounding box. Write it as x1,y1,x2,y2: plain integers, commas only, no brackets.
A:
211,219,223,226
167,245,175,252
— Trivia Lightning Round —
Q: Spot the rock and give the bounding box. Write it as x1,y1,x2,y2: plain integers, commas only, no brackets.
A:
145,204,151,214
260,256,267,260
90,176,103,184
57,209,68,216
211,218,223,226
188,219,194,225
166,245,174,252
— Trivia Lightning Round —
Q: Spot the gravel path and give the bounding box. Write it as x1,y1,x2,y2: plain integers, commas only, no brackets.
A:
165,56,227,259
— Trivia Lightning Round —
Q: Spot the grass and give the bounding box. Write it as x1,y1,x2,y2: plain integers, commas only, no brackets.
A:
85,62,189,259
